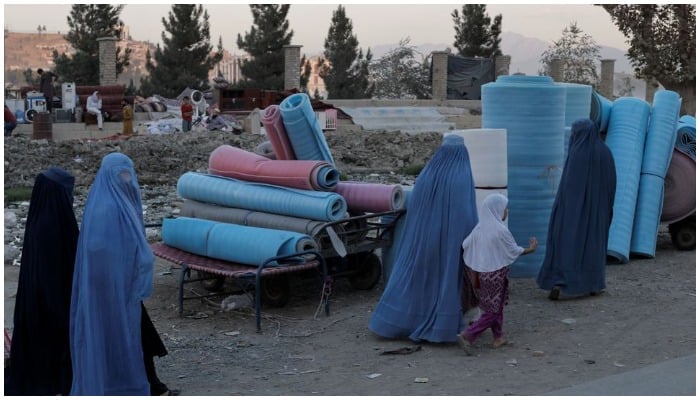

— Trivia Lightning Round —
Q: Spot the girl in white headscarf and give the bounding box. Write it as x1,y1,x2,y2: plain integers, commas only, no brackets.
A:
457,193,537,354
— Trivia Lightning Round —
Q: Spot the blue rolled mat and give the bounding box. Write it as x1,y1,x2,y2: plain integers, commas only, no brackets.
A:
162,217,318,266
604,97,651,263
557,83,593,126
177,172,347,222
161,217,216,256
641,90,681,177
482,75,566,278
380,186,413,284
630,173,666,258
628,91,680,258
590,91,613,133
676,115,696,160
279,93,335,164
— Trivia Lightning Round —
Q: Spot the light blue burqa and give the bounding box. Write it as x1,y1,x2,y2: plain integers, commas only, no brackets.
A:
70,153,154,395
369,134,479,342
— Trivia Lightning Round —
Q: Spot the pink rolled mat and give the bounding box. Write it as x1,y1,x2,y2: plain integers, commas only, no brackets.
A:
661,149,696,223
208,144,339,191
334,181,406,213
261,105,296,160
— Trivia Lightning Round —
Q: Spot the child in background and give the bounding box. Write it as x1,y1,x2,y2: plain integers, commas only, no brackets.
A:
121,98,134,136
180,96,193,133
457,193,537,354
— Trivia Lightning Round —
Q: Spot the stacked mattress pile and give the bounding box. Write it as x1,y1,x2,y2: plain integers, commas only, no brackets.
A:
163,93,406,266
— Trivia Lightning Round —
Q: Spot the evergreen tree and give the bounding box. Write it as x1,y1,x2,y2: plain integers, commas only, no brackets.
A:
139,4,223,98
126,78,137,96
452,4,503,58
52,4,131,85
539,22,601,86
602,4,695,114
236,5,293,90
320,5,373,99
300,54,312,93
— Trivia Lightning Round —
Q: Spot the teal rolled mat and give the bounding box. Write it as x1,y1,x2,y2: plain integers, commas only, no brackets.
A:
177,172,347,222
162,216,318,266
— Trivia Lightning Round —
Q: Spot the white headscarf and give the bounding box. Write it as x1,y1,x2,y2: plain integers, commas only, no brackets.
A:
462,193,524,273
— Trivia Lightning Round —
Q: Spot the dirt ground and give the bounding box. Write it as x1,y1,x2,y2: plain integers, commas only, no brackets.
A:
5,227,694,396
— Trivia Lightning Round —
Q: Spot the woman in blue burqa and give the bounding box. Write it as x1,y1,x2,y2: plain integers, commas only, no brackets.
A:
369,134,479,342
69,153,158,395
537,118,616,300
6,167,78,395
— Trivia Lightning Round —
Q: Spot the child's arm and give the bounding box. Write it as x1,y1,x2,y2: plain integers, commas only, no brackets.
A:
521,237,538,255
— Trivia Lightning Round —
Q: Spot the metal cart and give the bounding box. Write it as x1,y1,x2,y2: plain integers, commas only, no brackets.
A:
150,209,405,332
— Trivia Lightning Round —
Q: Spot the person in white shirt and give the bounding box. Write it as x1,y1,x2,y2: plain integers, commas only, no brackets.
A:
86,91,103,130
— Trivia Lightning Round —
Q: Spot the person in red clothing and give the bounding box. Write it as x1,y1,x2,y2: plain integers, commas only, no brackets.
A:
5,104,18,137
180,96,194,133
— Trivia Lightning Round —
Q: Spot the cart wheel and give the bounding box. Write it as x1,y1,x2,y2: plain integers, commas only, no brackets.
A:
348,252,382,290
197,271,225,292
670,218,696,251
261,275,290,307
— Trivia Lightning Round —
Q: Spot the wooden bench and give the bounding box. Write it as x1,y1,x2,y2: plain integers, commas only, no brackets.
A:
150,242,329,332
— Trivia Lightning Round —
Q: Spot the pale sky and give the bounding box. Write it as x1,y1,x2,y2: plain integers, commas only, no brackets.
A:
3,2,632,55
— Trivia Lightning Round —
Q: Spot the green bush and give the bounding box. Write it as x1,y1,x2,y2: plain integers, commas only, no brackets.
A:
401,164,425,176
5,186,33,203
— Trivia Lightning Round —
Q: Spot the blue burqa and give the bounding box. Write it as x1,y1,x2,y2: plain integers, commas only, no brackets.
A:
7,167,78,395
369,134,478,343
537,118,617,295
70,153,154,395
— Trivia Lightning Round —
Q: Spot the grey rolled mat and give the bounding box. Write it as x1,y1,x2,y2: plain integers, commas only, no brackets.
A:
179,199,351,256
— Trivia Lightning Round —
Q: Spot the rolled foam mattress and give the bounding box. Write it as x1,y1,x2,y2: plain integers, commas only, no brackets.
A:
179,199,330,237
629,90,681,257
557,82,593,126
641,90,681,177
590,90,613,133
675,115,696,160
208,144,339,191
177,172,347,222
443,129,508,188
481,74,566,278
162,217,318,266
279,93,335,164
334,181,405,213
660,149,696,223
630,173,666,258
380,186,413,284
261,105,296,160
604,97,651,263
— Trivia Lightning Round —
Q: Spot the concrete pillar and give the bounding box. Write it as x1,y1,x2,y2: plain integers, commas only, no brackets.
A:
494,55,511,77
431,50,449,101
645,78,659,103
600,59,615,99
549,58,564,82
283,45,302,91
97,37,118,85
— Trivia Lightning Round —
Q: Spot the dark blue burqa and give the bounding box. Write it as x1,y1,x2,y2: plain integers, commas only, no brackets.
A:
6,167,78,395
369,134,478,343
537,118,617,295
70,153,154,395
